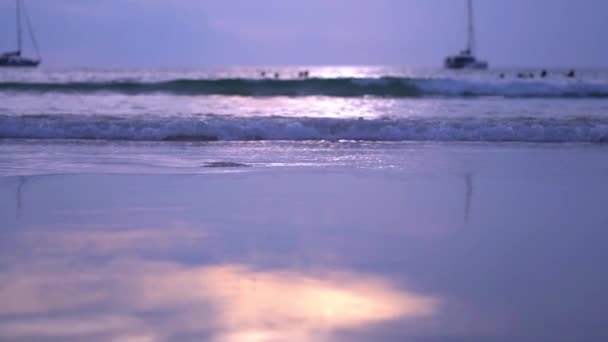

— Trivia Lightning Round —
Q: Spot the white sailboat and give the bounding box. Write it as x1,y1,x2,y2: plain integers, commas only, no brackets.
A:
0,0,41,67
444,0,487,69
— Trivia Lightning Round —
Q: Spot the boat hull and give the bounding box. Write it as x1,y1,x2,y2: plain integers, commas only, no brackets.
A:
445,61,488,70
444,56,488,70
0,59,40,67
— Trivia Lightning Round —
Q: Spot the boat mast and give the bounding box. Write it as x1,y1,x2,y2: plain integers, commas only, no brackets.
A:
22,0,41,60
467,0,475,55
16,0,22,53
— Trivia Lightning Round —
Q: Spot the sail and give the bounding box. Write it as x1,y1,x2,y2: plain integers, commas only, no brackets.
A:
21,0,41,60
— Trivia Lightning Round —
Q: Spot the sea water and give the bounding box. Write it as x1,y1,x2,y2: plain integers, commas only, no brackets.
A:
1,66,608,341
1,66,608,175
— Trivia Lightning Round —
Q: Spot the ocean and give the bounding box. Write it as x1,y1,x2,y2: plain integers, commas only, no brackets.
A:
2,66,608,175
2,66,608,341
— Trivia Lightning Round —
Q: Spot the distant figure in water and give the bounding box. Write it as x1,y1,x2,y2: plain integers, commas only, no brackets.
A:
528,73,535,78
517,73,526,79
540,70,548,78
499,73,505,79
566,70,575,78
260,71,266,78
297,70,310,79
274,72,280,79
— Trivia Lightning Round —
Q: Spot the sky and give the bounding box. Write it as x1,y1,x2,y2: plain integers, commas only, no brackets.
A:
1,0,607,68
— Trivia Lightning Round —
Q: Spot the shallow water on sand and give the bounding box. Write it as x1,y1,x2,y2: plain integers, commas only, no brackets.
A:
1,144,608,341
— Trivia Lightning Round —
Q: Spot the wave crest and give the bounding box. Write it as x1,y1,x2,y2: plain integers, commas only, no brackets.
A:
2,114,608,143
1,77,607,98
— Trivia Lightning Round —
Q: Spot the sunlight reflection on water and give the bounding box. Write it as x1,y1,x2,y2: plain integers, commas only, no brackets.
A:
0,220,438,341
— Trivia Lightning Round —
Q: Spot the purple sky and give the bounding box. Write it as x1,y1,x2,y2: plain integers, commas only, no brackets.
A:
1,0,607,67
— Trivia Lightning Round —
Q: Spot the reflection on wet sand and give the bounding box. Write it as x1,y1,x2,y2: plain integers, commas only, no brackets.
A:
19,223,207,254
0,260,438,341
145,263,437,342
0,224,439,342
16,176,27,218
464,173,473,224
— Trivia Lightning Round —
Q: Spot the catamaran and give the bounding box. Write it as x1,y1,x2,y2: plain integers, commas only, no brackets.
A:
0,0,41,67
444,0,487,69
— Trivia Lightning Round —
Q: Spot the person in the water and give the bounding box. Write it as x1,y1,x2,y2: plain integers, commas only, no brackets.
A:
566,70,575,78
297,70,310,79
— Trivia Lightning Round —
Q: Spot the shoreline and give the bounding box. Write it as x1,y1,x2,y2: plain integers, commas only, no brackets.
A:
2,139,608,178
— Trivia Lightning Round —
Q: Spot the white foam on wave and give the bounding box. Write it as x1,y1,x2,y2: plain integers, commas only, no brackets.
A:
1,114,608,143
412,78,608,98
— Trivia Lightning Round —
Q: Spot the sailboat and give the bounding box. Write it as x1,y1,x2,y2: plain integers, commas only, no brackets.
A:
444,0,487,69
0,0,41,67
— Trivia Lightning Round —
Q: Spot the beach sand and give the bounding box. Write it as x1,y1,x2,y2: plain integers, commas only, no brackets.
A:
1,143,608,341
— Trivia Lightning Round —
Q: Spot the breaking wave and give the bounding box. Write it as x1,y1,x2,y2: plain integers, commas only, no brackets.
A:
1,77,608,98
2,114,608,143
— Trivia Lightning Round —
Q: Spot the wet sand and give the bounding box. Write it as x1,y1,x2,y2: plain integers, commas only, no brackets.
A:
1,145,608,341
